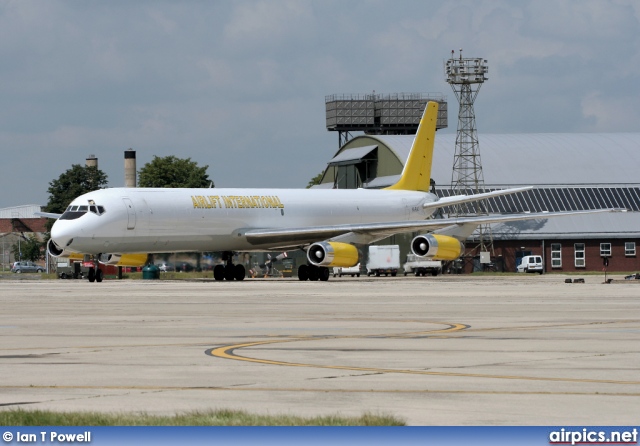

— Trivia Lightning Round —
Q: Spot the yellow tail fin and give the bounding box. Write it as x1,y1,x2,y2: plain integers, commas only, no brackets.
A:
384,101,438,192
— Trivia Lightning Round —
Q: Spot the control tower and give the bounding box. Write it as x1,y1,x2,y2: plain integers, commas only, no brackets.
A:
326,92,447,146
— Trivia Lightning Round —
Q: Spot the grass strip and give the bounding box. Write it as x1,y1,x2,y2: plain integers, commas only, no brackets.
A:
0,409,405,426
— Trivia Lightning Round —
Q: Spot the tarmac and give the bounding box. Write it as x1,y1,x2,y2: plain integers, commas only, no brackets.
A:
0,274,638,425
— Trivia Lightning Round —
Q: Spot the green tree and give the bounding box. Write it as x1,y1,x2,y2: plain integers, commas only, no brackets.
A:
12,234,45,262
44,164,109,230
306,171,325,188
45,165,109,214
138,155,210,188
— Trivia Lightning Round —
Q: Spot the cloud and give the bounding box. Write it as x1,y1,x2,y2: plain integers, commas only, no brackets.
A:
1,0,639,208
581,91,640,132
223,0,315,54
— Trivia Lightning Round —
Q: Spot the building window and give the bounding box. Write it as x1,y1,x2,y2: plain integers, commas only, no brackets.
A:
600,243,611,257
551,243,562,268
625,242,636,256
574,243,585,268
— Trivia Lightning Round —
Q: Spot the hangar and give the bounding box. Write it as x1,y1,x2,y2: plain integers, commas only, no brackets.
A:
315,132,640,273
0,205,48,270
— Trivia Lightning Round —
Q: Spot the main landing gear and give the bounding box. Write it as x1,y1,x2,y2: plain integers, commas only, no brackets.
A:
213,252,245,281
297,264,330,281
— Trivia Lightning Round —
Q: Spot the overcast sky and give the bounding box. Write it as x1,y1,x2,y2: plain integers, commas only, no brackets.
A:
2,0,639,209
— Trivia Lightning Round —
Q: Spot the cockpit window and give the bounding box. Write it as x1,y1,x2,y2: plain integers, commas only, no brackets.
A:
60,203,106,220
89,205,106,216
60,207,88,220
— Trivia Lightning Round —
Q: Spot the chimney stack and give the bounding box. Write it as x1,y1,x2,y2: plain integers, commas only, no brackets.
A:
124,149,136,187
86,154,98,168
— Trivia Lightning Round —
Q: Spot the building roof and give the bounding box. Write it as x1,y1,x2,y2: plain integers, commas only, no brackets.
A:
0,205,43,219
328,145,377,165
490,211,640,240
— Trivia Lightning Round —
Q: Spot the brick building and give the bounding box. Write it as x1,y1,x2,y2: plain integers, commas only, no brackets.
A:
0,205,48,269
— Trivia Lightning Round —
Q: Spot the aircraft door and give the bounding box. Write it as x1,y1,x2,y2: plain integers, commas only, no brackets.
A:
122,198,136,230
402,198,410,219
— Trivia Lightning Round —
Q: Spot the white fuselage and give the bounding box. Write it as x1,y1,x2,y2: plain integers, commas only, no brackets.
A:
50,187,437,255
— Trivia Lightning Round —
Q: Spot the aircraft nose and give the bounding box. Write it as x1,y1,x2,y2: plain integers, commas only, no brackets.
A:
50,220,74,251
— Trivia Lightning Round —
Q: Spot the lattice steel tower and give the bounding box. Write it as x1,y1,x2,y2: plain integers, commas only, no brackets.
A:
445,50,493,255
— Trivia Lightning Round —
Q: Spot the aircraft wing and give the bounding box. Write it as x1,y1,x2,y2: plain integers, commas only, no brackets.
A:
34,211,62,219
244,208,623,250
423,186,533,210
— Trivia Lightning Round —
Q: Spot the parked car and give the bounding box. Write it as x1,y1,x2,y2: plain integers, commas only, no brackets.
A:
11,261,44,273
517,255,544,274
155,262,175,272
175,262,195,272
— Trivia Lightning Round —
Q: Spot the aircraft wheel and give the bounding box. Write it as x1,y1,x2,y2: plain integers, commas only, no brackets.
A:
319,267,330,281
234,264,245,281
96,269,104,283
88,267,96,283
213,265,225,281
308,266,319,281
224,265,235,281
297,264,309,281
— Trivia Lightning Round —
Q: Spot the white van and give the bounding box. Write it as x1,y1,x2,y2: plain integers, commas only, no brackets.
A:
517,255,543,274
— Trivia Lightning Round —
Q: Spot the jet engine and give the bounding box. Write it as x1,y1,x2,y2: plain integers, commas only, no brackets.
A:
411,234,464,261
47,239,72,258
307,241,360,267
98,253,149,267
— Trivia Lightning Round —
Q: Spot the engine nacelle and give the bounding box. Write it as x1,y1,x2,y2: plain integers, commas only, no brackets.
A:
98,253,149,267
307,241,360,267
411,234,464,261
47,239,74,258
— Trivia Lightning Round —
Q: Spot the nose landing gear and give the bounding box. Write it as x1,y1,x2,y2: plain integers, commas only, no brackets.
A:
87,256,103,283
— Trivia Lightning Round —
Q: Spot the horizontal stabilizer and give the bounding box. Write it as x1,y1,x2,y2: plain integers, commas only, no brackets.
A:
35,211,62,219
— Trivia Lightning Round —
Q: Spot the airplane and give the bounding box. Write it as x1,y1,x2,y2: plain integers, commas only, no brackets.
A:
42,101,619,283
